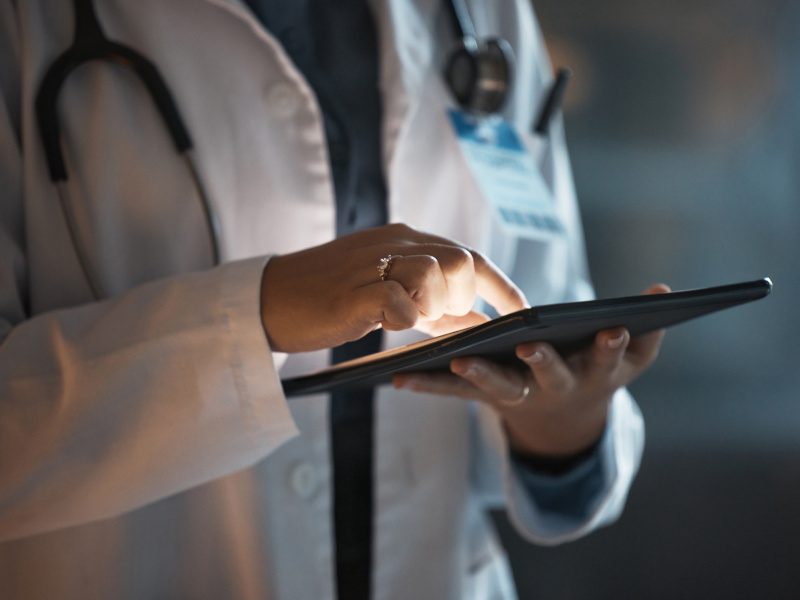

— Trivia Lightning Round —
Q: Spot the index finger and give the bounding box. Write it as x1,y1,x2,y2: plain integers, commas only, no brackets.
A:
471,250,529,315
400,228,528,315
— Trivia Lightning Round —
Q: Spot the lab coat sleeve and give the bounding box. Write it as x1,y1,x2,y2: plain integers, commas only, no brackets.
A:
524,392,643,546
509,426,608,519
473,389,644,545
0,11,298,541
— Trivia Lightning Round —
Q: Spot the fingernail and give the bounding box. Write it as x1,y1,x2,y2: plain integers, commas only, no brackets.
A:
606,333,626,349
452,361,480,378
518,348,544,363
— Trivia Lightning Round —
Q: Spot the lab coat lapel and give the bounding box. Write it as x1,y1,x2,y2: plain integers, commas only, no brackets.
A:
196,0,442,234
370,0,440,212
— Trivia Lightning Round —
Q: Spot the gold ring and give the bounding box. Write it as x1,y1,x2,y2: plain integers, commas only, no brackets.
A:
377,254,400,281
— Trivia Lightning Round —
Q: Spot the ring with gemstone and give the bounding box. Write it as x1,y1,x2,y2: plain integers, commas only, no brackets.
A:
377,254,400,281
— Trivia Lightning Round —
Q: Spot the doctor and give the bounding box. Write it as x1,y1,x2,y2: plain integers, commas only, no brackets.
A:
0,0,665,599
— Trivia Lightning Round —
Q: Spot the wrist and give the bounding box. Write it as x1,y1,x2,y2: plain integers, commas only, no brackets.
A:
503,401,610,459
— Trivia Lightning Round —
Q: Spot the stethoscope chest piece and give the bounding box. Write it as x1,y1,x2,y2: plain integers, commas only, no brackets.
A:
444,36,514,115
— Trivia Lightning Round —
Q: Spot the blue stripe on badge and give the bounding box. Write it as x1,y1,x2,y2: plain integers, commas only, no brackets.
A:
448,109,525,152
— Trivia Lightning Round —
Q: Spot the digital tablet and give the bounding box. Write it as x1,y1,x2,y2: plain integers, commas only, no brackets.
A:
281,277,772,397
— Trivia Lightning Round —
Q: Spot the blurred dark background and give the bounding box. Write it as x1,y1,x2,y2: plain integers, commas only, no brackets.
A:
493,1,800,598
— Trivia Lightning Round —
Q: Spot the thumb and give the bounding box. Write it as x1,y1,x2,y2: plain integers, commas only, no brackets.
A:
416,310,490,336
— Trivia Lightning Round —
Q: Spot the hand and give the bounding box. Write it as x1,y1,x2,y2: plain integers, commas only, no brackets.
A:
393,284,670,458
260,223,527,352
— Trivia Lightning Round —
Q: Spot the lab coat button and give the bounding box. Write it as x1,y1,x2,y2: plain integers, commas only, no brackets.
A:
265,83,299,119
289,462,319,499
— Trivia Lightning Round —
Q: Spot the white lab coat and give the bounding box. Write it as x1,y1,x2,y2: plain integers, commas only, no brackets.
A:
0,1,644,598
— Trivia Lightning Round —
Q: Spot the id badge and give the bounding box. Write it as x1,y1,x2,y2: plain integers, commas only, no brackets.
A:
448,109,564,240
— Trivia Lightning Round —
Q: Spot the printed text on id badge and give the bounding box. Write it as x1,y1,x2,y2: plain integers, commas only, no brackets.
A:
448,109,564,241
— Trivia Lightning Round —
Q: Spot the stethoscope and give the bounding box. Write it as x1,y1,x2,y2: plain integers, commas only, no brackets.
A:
37,0,561,299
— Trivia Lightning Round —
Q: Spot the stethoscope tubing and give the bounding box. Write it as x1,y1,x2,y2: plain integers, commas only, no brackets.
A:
37,0,221,299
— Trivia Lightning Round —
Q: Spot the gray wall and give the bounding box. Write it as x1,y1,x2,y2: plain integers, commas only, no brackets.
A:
496,1,800,598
